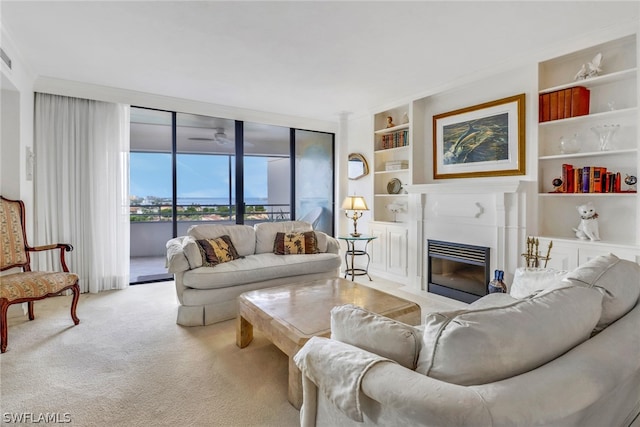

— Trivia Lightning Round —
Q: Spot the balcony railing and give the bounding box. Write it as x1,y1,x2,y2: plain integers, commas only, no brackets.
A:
129,203,291,223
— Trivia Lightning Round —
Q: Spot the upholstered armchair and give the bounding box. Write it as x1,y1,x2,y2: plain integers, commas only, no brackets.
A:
0,196,80,353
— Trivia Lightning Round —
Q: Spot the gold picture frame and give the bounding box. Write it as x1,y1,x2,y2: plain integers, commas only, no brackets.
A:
433,93,526,179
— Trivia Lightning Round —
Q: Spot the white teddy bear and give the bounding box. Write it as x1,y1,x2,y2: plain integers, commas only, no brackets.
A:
573,202,600,241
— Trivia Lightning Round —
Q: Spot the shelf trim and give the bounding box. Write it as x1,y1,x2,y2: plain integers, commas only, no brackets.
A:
539,148,638,161
374,193,408,197
374,123,410,134
374,145,410,154
539,106,638,127
535,236,638,249
374,169,410,174
539,68,637,94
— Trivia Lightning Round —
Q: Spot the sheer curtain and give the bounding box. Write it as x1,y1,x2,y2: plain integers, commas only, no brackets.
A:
34,93,130,292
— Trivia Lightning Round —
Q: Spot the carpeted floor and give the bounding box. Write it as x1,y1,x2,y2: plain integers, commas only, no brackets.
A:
0,277,464,426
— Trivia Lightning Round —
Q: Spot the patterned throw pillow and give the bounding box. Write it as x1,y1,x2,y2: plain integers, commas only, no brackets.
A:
196,235,240,267
273,231,319,255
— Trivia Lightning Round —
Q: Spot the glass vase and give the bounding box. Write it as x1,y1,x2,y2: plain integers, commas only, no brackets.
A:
591,124,620,151
559,133,579,154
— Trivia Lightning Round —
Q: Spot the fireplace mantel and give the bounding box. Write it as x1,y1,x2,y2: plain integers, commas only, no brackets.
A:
402,179,534,294
405,179,529,195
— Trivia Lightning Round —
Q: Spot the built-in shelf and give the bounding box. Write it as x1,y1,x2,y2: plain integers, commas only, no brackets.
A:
539,148,638,161
539,68,637,94
374,145,410,154
374,123,410,134
374,169,410,175
539,106,638,127
537,34,638,249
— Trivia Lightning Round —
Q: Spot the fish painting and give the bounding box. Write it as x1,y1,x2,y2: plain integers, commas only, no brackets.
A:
442,113,509,165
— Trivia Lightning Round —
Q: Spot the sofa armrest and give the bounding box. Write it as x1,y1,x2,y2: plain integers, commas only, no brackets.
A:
166,236,190,273
360,363,492,426
314,231,340,254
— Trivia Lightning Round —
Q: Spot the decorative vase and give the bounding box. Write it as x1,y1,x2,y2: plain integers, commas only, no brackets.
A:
488,270,507,293
559,133,579,154
591,124,620,151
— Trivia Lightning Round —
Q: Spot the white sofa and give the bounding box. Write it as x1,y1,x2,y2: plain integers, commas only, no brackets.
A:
295,254,640,427
166,221,341,326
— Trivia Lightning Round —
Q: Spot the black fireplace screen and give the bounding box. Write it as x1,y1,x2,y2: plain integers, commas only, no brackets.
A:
427,240,490,303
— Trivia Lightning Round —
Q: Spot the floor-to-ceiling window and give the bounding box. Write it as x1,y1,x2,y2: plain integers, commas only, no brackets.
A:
129,109,175,283
129,107,334,283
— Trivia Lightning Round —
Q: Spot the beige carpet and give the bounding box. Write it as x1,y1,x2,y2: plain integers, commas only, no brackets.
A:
0,277,463,426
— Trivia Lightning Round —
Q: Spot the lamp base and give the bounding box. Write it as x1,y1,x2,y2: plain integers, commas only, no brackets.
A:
350,232,361,237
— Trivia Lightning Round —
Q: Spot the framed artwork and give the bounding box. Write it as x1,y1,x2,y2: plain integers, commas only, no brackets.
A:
433,93,525,179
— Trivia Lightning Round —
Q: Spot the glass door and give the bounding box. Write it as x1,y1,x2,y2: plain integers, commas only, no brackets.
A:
243,122,291,224
294,129,335,235
129,108,174,283
175,113,236,234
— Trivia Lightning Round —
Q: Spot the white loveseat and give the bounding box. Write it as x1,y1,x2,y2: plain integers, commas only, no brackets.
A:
166,221,341,326
295,254,640,427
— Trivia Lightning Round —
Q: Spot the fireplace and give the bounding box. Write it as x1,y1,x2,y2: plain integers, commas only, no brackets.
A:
427,240,490,303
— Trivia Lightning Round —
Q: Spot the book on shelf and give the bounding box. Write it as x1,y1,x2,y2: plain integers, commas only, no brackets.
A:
539,86,590,123
555,164,633,193
380,130,409,149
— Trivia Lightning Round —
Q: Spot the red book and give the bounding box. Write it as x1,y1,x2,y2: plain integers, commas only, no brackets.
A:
615,172,622,192
541,93,551,122
574,168,582,193
571,86,590,117
562,164,574,193
563,88,573,118
550,91,559,121
557,90,565,120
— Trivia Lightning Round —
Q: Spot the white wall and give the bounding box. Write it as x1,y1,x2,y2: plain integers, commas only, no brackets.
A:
1,25,36,235
342,113,373,237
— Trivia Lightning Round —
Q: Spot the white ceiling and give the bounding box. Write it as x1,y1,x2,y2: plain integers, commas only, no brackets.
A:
2,1,639,122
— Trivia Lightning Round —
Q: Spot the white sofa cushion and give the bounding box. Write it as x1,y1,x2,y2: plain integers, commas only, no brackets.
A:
182,252,341,290
254,221,312,254
182,236,203,269
510,267,568,298
330,304,420,370
416,285,603,386
468,292,518,309
562,253,640,332
166,237,190,273
187,224,256,256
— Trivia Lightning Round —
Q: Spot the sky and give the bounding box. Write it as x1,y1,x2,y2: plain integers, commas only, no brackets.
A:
130,152,268,200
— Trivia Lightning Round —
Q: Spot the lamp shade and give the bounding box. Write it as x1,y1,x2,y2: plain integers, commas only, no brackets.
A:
341,196,369,211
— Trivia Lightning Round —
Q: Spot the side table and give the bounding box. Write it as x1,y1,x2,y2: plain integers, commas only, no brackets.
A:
338,235,377,281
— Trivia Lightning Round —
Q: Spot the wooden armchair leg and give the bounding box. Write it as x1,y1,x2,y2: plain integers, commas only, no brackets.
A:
70,283,80,325
28,301,35,320
1,299,9,353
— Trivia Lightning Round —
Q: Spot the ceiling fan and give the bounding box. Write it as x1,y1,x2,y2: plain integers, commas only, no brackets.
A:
187,128,254,147
188,127,232,145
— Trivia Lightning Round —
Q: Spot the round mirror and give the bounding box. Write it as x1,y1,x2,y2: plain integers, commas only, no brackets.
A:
387,178,402,194
348,153,369,180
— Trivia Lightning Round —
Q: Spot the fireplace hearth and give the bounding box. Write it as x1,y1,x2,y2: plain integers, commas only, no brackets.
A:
427,240,490,303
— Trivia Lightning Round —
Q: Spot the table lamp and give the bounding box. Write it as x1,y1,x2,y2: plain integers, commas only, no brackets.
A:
341,196,369,237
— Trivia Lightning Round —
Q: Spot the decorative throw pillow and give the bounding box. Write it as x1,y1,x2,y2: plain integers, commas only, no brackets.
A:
196,235,240,267
273,231,319,255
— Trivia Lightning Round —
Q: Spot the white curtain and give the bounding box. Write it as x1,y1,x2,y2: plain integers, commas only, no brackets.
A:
34,93,130,292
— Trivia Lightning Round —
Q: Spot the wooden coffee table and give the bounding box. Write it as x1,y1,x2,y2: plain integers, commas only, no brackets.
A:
236,277,421,409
